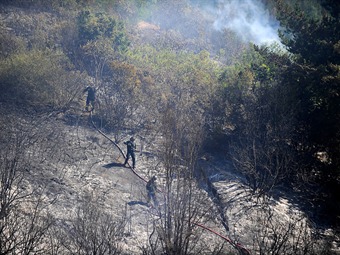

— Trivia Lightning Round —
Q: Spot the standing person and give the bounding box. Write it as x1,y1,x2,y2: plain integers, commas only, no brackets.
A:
83,86,96,112
146,176,158,206
123,137,136,169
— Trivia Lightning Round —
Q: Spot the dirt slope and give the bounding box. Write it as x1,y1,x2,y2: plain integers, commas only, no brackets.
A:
2,103,339,254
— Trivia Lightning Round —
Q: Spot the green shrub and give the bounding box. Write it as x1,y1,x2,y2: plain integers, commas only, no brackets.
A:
77,10,130,53
0,49,85,109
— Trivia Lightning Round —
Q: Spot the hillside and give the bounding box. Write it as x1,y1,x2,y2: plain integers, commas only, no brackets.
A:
0,1,340,254
3,102,335,255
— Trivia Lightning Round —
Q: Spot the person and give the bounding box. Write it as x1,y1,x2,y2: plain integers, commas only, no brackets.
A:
83,86,96,112
123,137,136,169
146,176,157,206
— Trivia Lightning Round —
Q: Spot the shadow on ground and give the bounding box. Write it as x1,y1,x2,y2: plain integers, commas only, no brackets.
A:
102,162,124,168
128,200,149,206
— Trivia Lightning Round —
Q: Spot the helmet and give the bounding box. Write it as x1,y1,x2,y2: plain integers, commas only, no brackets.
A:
130,137,135,141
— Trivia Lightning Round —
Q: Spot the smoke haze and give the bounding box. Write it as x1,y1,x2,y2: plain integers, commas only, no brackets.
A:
202,0,280,45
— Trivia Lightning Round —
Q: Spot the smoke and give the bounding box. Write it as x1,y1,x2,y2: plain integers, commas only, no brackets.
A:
203,0,280,45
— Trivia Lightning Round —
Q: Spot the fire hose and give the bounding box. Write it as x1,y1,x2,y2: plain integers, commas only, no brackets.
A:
89,111,251,255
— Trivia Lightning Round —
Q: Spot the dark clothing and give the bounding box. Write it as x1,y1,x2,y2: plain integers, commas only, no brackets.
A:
146,178,156,193
124,140,136,168
84,87,96,111
125,140,136,153
146,177,157,205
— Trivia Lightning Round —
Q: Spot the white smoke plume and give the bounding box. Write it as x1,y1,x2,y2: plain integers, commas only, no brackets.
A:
205,0,280,45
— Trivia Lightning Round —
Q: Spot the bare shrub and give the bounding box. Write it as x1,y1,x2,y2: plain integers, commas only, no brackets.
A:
250,206,325,255
140,100,232,255
229,83,298,195
59,194,127,255
144,176,227,255
0,115,55,255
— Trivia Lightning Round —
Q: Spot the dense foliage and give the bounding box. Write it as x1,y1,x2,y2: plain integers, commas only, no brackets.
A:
275,0,340,225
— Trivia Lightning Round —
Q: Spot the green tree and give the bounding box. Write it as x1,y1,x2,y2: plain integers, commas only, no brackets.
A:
274,0,340,225
77,10,129,53
76,10,130,83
